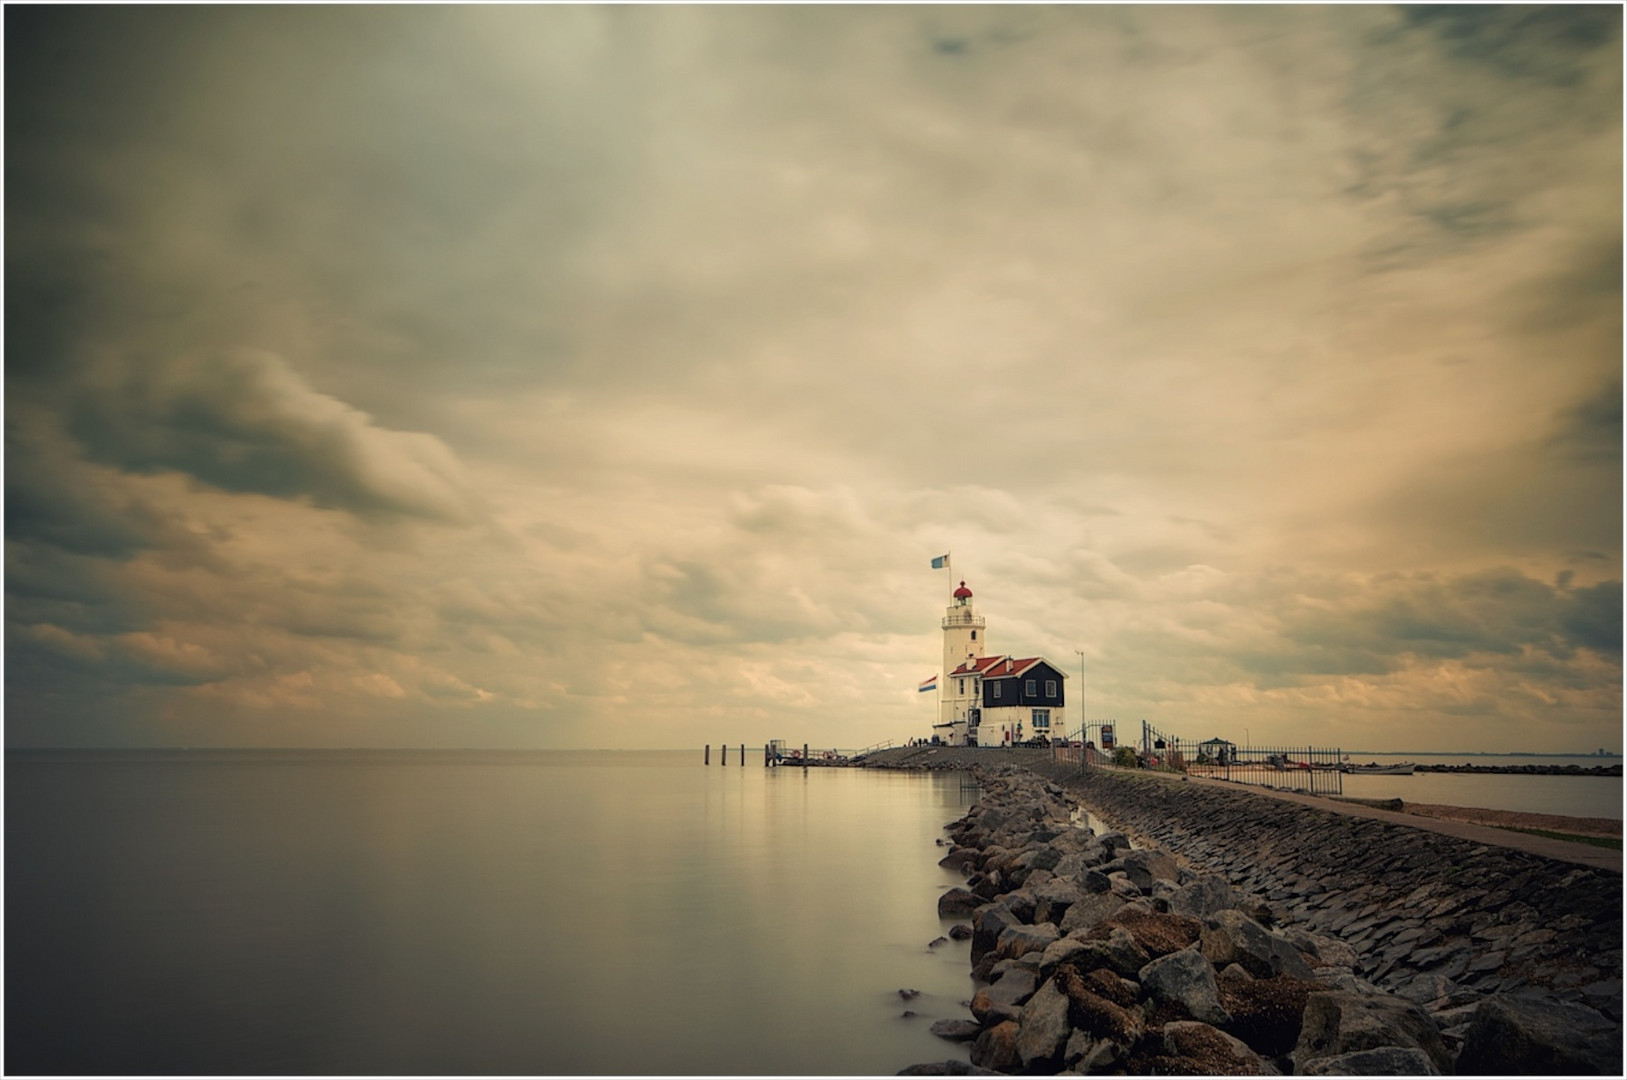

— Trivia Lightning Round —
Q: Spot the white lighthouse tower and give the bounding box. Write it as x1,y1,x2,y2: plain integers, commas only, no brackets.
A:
937,581,986,742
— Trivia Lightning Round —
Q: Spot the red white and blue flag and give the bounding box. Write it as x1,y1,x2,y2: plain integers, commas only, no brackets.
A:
919,675,938,693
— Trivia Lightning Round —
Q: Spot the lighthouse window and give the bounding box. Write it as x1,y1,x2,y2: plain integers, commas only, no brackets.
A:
971,630,976,640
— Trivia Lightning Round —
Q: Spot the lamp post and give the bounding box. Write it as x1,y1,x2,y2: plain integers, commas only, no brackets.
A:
1074,648,1085,743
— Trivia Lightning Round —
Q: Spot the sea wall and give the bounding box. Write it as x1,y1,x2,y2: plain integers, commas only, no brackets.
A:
1040,765,1622,1014
878,757,1623,1075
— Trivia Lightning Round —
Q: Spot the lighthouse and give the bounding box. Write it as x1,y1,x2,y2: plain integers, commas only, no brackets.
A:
937,581,987,742
925,578,1067,747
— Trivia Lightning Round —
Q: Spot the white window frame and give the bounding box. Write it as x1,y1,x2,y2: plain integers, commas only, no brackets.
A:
1046,680,1057,697
1032,709,1050,729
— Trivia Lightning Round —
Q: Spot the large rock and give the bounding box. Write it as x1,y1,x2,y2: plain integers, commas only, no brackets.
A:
1217,975,1319,1058
1097,907,1203,958
1292,990,1451,1076
1301,1046,1439,1075
1072,926,1152,978
970,969,1038,1024
968,1020,1021,1073
971,905,1025,965
1167,874,1240,920
1015,978,1073,1070
994,921,1060,962
1140,946,1231,1026
1031,878,1083,925
1054,963,1143,1046
1059,891,1126,934
1161,1020,1270,1075
1038,935,1092,981
937,887,982,918
1106,848,1181,891
927,1019,981,1042
1455,991,1623,1075
1202,910,1315,980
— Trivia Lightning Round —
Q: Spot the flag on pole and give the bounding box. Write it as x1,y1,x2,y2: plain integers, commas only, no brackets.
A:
918,675,938,693
931,554,950,569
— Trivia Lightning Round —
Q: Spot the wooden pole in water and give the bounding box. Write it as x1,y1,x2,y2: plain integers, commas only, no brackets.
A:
803,743,809,770
764,743,770,768
740,743,745,766
704,744,710,765
722,743,728,765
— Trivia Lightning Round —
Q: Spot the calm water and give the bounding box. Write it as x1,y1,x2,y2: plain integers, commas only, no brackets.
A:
6,750,981,1075
1338,753,1622,820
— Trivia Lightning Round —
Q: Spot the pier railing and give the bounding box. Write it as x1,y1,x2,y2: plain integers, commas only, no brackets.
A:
1080,726,1344,796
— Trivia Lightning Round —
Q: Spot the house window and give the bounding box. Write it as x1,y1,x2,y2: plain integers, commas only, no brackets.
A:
958,679,965,695
1046,680,1057,698
1025,679,1037,696
993,683,1001,699
1032,709,1050,729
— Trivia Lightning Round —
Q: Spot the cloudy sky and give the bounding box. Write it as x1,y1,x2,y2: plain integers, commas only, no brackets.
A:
6,5,1621,752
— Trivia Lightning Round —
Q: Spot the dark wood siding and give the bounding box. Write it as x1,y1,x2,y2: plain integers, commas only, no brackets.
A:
981,661,1065,708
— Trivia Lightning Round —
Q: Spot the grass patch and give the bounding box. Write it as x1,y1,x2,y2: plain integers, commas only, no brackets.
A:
1495,826,1622,849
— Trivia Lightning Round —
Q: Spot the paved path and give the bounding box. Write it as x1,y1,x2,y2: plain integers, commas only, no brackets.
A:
861,747,1621,872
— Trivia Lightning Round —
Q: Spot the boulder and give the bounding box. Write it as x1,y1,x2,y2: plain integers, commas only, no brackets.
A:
1292,990,1451,1076
1217,975,1319,1058
1015,978,1073,1070
1455,991,1622,1076
1096,831,1133,855
968,1020,1022,1073
1059,891,1127,934
1203,910,1315,980
948,923,972,941
1108,848,1181,891
1097,907,1203,958
927,1018,982,1042
938,887,982,918
971,905,1025,965
1032,878,1084,925
1162,1020,1271,1075
1054,962,1143,1046
970,969,1037,1024
994,921,1060,962
1072,926,1152,979
1038,936,1091,981
1140,945,1231,1026
1167,874,1240,920
1301,1046,1439,1075
938,847,979,872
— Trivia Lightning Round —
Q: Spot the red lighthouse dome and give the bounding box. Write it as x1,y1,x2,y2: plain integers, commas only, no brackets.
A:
953,581,973,599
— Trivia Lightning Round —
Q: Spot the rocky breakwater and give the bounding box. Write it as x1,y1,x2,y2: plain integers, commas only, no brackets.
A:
1045,765,1623,1074
901,764,1621,1076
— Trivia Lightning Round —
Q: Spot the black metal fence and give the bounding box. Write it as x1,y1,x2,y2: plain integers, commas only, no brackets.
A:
1076,719,1344,796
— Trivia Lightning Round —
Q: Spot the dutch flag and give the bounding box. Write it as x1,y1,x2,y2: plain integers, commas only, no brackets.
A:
919,675,938,693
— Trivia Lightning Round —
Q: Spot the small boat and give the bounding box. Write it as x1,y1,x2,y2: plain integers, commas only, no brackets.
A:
1341,762,1416,775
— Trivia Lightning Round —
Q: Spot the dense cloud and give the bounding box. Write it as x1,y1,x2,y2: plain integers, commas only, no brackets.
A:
5,6,1620,750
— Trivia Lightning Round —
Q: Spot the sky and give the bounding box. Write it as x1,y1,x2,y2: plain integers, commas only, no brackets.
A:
5,5,1621,753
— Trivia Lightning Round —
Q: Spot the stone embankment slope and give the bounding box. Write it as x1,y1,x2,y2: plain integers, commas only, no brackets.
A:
872,757,1622,1075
